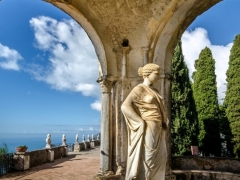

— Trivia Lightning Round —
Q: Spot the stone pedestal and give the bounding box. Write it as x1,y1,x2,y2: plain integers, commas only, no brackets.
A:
84,142,91,150
47,149,54,162
63,146,68,156
74,143,81,152
90,141,98,147
13,153,30,170
45,144,52,149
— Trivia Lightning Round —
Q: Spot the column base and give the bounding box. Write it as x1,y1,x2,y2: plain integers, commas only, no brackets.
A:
93,171,121,180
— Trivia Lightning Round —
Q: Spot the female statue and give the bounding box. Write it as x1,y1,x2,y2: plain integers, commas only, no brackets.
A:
121,63,168,180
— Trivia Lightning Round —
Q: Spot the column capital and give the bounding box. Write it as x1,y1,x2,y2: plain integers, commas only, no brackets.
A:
97,75,117,93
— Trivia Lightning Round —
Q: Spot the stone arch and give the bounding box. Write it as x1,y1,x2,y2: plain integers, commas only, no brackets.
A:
40,0,224,179
45,0,107,76
152,0,221,74
149,0,221,176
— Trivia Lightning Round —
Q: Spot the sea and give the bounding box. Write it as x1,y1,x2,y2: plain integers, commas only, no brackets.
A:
0,132,99,153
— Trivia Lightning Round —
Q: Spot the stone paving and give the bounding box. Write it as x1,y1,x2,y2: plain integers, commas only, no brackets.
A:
1,147,100,180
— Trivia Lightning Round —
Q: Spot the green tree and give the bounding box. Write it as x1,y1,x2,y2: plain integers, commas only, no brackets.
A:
192,47,221,156
218,105,233,156
224,34,240,157
171,41,198,156
0,143,9,155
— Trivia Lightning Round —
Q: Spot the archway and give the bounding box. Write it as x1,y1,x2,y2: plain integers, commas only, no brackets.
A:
46,0,222,179
1,0,224,179
0,0,102,153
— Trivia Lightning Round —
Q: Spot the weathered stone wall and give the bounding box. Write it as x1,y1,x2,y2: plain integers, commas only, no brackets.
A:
172,156,240,172
27,150,47,168
173,170,240,180
26,147,67,168
172,156,240,180
53,146,66,159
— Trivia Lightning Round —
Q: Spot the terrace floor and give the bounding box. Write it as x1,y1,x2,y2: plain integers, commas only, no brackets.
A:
1,147,100,180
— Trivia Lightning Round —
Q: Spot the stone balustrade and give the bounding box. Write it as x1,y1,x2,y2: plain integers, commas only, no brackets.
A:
13,146,67,171
73,133,101,152
12,133,100,172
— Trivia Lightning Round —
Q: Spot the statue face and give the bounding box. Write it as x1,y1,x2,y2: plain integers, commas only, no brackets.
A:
147,70,159,84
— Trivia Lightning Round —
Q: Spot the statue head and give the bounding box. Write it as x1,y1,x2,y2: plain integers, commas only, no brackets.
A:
138,63,161,78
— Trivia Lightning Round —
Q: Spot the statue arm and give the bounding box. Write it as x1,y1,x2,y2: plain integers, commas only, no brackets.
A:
121,88,144,124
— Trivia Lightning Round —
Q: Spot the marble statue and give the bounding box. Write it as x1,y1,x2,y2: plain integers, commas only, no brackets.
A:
121,63,168,180
62,134,67,146
87,134,90,142
46,134,52,148
97,134,100,141
82,135,86,142
75,134,79,143
92,134,94,141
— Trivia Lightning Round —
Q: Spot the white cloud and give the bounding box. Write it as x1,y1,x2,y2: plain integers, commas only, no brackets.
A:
0,43,22,70
29,16,100,98
90,100,101,112
89,127,94,131
76,128,84,131
182,28,232,103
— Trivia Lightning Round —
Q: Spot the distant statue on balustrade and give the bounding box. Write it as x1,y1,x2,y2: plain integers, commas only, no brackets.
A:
46,134,52,148
121,63,168,180
62,134,67,146
75,134,79,143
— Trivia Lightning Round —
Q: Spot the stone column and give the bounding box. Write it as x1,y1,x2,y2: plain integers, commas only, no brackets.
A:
161,73,176,180
98,77,113,174
141,47,149,65
122,47,129,78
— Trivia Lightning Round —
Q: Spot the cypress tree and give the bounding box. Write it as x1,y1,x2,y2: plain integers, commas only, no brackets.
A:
171,41,198,156
224,34,240,157
218,105,233,157
192,47,221,156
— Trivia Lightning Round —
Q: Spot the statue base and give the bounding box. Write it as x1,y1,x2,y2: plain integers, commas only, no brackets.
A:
93,171,121,180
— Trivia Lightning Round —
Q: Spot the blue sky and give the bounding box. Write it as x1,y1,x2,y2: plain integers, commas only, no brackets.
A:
0,0,239,134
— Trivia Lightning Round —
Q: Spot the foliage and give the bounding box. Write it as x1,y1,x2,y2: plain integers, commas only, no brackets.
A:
171,41,198,156
192,47,221,156
218,105,234,156
16,145,27,148
0,143,9,155
224,34,240,157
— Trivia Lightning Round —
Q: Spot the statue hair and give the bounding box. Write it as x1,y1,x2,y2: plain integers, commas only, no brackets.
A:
138,63,160,78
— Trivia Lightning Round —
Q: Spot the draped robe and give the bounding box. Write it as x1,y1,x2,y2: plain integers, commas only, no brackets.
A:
122,84,167,180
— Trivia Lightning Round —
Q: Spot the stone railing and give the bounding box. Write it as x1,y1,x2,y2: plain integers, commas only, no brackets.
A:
11,133,101,173
171,156,240,179
13,145,68,171
73,133,101,152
